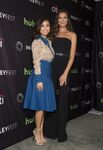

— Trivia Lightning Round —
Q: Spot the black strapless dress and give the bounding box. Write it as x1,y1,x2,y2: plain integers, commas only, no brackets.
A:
44,37,71,142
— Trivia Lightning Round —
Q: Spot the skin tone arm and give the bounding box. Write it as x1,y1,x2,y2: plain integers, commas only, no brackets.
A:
59,32,77,86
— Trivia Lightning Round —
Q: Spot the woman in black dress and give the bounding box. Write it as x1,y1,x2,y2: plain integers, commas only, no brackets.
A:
44,9,77,142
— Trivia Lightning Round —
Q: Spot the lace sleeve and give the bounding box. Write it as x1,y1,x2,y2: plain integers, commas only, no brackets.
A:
32,39,42,75
31,39,43,83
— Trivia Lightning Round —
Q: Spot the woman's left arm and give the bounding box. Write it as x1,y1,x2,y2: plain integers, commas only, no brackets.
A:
59,32,77,86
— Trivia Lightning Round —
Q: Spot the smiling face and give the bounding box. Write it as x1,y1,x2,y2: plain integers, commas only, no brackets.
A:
58,12,68,27
40,20,50,36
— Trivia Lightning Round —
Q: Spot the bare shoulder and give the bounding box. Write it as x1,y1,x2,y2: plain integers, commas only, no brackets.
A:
68,31,77,40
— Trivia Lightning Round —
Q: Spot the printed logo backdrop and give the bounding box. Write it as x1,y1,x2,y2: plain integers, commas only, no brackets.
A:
0,0,94,149
92,1,103,111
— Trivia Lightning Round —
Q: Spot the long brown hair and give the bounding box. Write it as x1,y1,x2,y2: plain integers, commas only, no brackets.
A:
52,9,73,38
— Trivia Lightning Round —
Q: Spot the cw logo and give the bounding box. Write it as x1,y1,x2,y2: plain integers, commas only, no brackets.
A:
51,6,58,13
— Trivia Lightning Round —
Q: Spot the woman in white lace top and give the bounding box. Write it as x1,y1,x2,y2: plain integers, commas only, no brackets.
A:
23,17,56,145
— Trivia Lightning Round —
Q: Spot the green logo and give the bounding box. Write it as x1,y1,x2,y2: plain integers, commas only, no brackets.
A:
24,68,32,75
25,116,34,125
70,104,78,110
70,69,78,74
24,18,35,27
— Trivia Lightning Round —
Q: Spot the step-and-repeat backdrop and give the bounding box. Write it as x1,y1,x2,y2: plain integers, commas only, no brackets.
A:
0,0,94,149
92,1,103,111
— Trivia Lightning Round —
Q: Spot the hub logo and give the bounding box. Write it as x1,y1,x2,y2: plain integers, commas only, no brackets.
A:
70,104,78,110
25,116,34,125
24,18,35,27
24,68,32,75
70,69,78,74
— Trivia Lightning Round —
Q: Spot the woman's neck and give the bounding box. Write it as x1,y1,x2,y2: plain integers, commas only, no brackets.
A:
41,34,47,39
59,27,68,33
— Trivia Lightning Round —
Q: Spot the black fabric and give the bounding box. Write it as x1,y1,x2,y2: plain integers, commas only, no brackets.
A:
44,37,71,141
44,85,70,142
92,1,103,111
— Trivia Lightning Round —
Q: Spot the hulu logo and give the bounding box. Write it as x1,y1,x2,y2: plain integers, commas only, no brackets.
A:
24,68,32,75
25,117,34,125
70,104,78,110
70,69,78,74
24,18,35,27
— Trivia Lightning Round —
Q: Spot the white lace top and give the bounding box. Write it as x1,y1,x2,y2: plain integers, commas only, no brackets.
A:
31,39,55,75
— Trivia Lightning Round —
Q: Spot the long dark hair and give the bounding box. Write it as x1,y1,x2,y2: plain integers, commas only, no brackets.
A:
33,17,51,39
52,9,73,38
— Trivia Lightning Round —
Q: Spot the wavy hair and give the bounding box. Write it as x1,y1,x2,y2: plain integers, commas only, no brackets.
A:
51,9,73,38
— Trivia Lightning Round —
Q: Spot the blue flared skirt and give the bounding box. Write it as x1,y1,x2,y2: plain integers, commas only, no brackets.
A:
23,61,56,112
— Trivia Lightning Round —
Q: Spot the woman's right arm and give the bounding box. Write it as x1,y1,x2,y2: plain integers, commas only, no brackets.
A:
59,32,77,86
32,39,43,90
